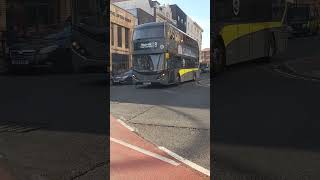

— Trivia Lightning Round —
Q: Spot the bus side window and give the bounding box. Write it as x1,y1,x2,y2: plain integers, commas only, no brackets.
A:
175,57,182,68
182,58,186,67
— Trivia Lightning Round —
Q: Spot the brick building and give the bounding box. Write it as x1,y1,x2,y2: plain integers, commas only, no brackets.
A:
200,48,210,64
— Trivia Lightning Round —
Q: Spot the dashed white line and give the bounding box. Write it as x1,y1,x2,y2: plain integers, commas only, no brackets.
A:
273,68,320,82
161,89,177,94
116,118,136,132
158,146,210,176
110,137,180,166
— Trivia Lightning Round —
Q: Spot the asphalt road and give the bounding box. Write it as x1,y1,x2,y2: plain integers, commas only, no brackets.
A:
213,35,320,180
0,71,108,180
110,73,210,170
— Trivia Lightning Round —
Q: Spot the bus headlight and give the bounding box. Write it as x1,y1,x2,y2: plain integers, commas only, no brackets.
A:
157,73,166,80
72,41,80,50
132,74,138,80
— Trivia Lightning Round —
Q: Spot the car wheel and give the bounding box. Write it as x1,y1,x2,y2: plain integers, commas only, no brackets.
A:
71,53,82,73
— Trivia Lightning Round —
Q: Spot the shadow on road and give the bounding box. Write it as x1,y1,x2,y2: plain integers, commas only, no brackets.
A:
0,71,108,135
111,75,210,109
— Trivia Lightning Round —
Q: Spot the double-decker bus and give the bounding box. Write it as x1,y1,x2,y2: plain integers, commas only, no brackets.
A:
212,0,290,73
71,0,107,72
132,22,200,86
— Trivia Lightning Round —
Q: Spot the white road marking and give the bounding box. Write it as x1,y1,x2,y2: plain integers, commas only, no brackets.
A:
116,118,135,132
110,137,180,166
273,67,320,82
158,146,210,176
161,90,177,94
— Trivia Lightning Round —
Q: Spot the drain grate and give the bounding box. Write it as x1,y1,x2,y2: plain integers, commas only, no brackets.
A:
0,122,46,133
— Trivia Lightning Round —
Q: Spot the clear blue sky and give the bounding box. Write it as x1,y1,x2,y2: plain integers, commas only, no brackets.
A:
157,0,210,49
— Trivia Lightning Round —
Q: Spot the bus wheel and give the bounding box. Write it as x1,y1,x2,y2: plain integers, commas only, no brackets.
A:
267,35,276,60
213,43,225,73
193,73,197,81
176,74,181,84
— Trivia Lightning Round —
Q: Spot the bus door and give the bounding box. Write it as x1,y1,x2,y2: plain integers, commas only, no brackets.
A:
165,53,175,83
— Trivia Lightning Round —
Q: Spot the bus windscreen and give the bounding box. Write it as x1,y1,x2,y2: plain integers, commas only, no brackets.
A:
133,54,165,72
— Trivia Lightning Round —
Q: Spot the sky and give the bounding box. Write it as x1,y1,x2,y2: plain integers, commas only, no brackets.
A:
157,0,210,49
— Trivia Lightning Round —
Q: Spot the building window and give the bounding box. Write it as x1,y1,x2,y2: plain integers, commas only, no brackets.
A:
125,28,129,49
178,16,180,21
111,24,114,46
118,26,122,48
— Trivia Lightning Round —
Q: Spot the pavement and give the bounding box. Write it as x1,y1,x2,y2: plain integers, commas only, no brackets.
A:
110,115,209,180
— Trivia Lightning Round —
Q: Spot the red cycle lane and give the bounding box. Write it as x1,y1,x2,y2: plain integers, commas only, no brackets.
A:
0,162,16,180
110,115,209,180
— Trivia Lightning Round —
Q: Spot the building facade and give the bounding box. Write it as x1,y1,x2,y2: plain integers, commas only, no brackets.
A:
153,3,177,26
186,16,203,51
169,4,187,33
200,48,210,64
112,0,154,25
110,3,136,73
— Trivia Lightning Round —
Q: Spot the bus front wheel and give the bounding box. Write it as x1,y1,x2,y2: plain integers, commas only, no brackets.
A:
266,34,276,60
176,74,181,85
193,73,197,81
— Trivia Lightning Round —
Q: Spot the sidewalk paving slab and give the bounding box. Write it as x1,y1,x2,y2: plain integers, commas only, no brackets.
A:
284,58,320,79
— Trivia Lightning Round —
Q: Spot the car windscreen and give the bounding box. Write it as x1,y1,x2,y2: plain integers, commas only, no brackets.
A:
288,7,310,21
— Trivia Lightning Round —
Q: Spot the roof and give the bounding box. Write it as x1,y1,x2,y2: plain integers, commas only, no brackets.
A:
135,22,165,29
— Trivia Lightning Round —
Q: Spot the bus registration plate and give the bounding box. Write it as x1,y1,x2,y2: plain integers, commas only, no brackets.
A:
143,82,151,85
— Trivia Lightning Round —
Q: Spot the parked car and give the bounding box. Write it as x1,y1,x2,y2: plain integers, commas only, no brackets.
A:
287,4,320,37
112,69,134,85
200,63,210,73
6,21,72,72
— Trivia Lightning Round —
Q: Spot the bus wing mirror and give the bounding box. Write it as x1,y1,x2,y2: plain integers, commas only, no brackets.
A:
165,53,170,60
